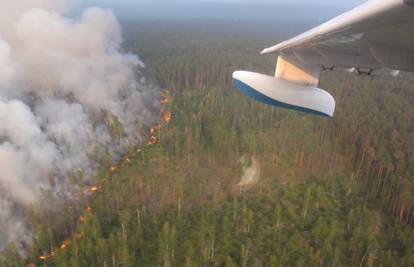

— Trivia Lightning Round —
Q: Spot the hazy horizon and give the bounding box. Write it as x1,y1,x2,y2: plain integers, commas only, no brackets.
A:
84,0,367,8
74,0,368,21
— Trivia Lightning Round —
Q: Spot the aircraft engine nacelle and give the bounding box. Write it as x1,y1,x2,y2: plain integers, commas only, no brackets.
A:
232,71,335,117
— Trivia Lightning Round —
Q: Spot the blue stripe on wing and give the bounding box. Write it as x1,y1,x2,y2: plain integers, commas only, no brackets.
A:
234,79,331,117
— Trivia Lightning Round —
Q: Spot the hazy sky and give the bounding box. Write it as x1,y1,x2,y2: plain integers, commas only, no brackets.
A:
80,0,368,9
88,0,367,7
75,0,369,20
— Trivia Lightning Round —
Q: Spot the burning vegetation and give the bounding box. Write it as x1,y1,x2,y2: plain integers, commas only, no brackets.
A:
87,186,99,193
110,166,118,172
59,240,69,250
147,135,158,145
33,89,173,264
147,93,173,146
160,90,171,105
0,0,163,253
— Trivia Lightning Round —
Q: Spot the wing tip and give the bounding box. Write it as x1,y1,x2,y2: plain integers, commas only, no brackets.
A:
260,48,273,54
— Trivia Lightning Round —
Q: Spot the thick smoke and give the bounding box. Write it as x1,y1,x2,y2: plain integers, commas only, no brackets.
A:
0,1,157,248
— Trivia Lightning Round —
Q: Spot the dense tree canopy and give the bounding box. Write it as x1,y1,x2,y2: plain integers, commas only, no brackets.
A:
1,21,413,267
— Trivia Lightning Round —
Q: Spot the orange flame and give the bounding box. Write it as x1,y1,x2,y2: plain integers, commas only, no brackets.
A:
37,240,67,262
163,111,172,123
60,240,69,250
124,156,131,164
79,215,85,222
150,124,161,135
160,98,169,105
147,135,158,145
88,186,98,193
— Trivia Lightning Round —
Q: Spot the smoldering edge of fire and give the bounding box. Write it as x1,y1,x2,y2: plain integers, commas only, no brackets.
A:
0,0,159,250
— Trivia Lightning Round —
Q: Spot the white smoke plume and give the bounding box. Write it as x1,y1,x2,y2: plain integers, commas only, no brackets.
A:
0,1,158,249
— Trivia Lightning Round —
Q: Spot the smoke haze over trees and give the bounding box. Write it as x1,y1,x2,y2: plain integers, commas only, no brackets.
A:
0,0,157,249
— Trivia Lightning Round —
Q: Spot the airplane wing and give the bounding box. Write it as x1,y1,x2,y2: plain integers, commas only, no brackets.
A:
233,0,414,117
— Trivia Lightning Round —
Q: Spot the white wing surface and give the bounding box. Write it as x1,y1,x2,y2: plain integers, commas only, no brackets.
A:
233,0,414,117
